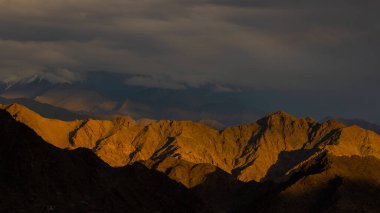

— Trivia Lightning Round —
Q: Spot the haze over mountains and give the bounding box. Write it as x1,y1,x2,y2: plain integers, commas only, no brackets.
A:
0,72,264,125
1,103,380,212
1,71,379,129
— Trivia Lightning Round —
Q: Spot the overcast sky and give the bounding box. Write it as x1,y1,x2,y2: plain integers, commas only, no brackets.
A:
0,0,379,122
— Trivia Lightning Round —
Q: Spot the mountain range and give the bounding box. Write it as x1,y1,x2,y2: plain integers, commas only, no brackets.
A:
1,103,380,212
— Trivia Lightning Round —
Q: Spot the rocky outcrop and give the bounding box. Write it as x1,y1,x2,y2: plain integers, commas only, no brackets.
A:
322,125,380,158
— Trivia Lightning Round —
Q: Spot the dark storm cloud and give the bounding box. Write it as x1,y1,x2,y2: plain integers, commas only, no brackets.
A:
0,0,379,121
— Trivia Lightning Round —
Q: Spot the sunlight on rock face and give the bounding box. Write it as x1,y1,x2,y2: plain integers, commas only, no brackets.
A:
5,103,380,188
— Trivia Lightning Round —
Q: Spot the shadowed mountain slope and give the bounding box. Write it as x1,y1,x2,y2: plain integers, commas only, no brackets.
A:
233,153,380,213
0,109,201,212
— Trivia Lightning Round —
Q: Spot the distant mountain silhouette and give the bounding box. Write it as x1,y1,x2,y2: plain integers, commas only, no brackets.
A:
0,96,88,121
322,116,380,134
0,71,264,125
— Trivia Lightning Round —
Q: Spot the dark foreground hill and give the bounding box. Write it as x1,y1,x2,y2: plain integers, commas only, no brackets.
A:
0,110,201,212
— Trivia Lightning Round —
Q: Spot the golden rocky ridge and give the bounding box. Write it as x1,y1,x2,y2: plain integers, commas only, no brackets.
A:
2,103,380,188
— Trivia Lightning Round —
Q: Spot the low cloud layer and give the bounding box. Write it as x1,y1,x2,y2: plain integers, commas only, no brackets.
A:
0,0,379,121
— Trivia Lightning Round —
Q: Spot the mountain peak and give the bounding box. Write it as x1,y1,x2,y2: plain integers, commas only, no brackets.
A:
268,111,293,117
5,103,36,117
113,115,137,127
198,119,226,130
4,71,83,86
257,111,301,127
